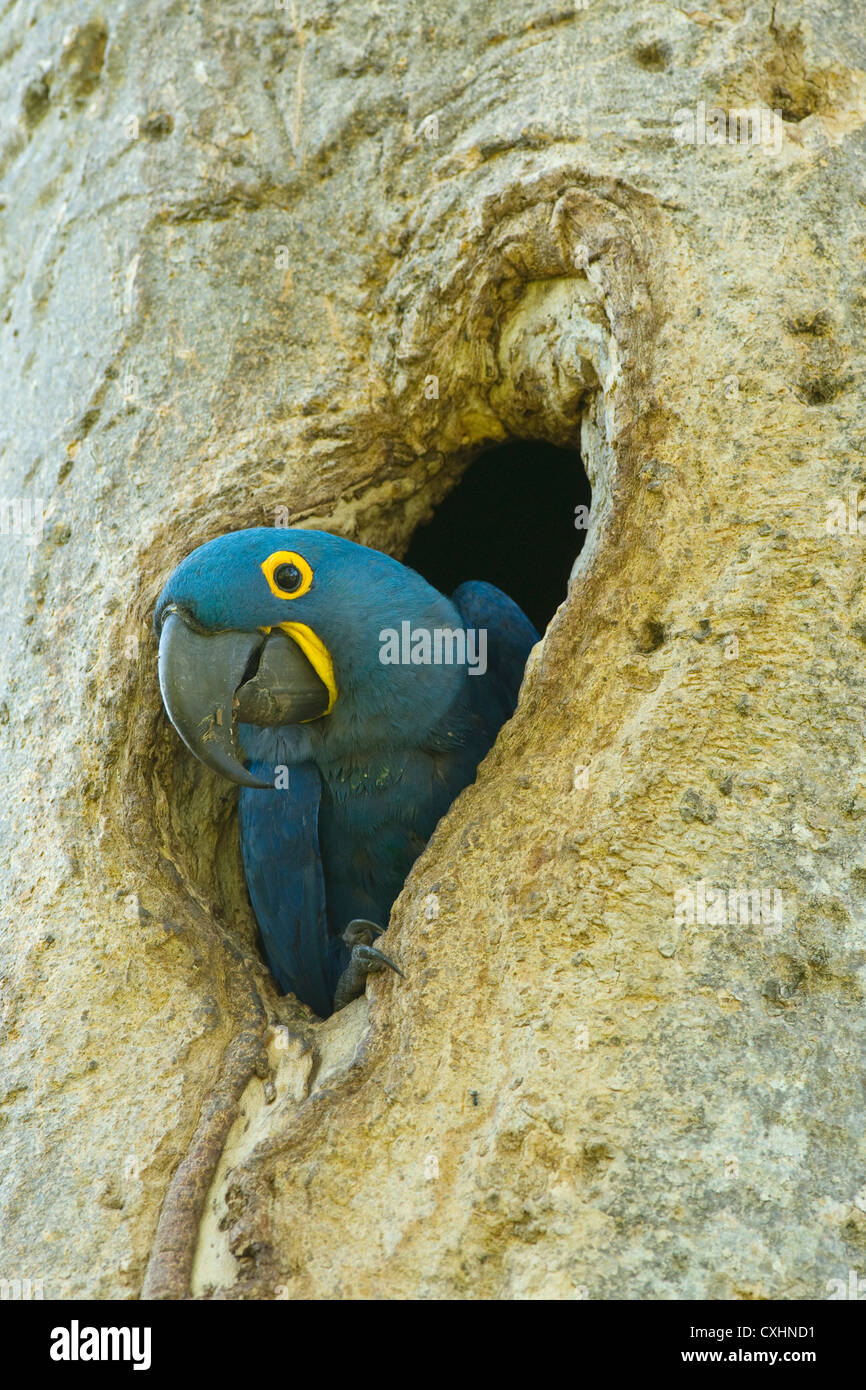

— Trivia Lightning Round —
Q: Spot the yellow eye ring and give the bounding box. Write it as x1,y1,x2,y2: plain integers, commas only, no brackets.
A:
262,550,313,600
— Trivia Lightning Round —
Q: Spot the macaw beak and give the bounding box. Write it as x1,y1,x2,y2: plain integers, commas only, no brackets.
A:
157,609,331,789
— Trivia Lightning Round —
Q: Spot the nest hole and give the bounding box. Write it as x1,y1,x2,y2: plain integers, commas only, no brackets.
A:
404,439,591,633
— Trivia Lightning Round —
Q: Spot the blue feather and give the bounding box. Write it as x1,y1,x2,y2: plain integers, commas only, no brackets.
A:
239,760,336,1018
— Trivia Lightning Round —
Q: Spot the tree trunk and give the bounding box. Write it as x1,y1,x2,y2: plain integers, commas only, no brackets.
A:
2,0,866,1299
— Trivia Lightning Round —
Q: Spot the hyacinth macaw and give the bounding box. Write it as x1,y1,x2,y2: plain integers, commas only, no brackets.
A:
155,528,538,1017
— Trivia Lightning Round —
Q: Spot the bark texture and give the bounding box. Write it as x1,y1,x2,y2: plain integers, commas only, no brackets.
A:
2,0,866,1299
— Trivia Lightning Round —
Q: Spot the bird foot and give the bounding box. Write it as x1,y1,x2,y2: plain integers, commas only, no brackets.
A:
332,919,405,1011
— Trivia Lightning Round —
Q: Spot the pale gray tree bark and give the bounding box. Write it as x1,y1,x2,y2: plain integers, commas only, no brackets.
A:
2,0,866,1299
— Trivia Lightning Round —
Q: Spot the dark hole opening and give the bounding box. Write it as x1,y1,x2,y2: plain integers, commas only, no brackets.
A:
404,440,592,633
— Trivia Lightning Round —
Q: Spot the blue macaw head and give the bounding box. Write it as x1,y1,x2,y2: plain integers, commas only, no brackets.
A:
155,528,464,786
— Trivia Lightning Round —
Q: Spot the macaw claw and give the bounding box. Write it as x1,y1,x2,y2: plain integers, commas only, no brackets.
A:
343,918,385,947
333,920,405,1011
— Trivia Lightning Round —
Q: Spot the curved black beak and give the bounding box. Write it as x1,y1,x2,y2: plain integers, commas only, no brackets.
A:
157,610,330,788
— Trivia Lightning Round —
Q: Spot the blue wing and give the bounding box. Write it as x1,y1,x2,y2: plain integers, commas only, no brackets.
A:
238,760,339,1018
317,747,462,939
451,580,539,739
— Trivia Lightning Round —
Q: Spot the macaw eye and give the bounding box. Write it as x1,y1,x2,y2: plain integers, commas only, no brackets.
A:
274,562,302,591
262,550,313,599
